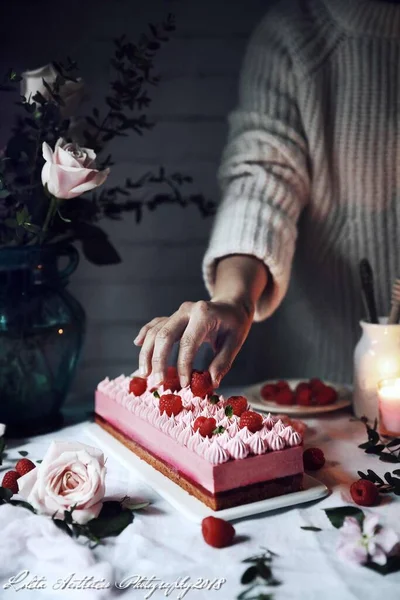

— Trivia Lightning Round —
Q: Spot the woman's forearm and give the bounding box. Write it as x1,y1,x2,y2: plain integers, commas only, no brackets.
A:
211,254,269,317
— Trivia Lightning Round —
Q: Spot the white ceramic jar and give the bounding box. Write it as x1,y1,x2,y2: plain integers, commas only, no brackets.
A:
353,318,400,421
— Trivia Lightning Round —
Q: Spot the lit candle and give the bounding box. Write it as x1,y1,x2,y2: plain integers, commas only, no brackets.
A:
377,378,400,437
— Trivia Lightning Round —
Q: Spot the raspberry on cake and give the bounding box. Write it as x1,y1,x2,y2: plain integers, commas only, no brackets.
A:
159,394,183,417
190,370,214,398
95,374,304,510
225,396,248,417
129,376,147,396
239,411,263,433
194,416,217,437
163,366,181,393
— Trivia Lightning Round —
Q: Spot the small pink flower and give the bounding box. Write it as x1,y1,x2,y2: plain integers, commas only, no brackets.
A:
337,515,400,566
17,441,106,524
41,138,109,199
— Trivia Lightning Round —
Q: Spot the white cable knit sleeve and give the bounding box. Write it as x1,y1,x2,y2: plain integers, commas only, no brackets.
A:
202,12,310,321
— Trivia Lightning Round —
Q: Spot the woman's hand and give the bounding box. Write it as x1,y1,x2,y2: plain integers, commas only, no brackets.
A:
134,254,269,388
134,298,254,388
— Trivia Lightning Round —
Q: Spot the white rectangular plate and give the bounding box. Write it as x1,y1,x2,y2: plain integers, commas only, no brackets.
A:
86,422,329,523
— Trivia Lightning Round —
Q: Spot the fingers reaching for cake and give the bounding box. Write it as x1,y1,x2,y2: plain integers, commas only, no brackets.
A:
134,298,253,387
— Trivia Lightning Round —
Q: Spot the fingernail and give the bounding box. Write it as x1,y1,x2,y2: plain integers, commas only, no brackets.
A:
139,366,146,376
180,376,189,388
133,336,139,345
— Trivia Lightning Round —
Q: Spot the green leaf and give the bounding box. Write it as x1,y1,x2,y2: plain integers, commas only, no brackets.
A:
86,506,133,539
18,450,28,457
9,499,36,513
324,506,365,529
366,469,384,484
365,444,385,455
256,561,272,582
385,438,400,448
212,426,225,435
365,555,400,575
32,91,47,105
75,223,121,266
36,460,42,464
240,565,258,585
379,453,400,464
22,222,41,234
301,526,322,531
16,207,29,226
358,442,372,449
53,518,73,537
0,487,13,502
225,405,233,418
153,390,160,399
64,510,73,524
367,429,380,444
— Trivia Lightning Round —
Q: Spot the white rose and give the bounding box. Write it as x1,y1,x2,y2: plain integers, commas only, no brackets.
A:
21,63,85,116
18,441,106,524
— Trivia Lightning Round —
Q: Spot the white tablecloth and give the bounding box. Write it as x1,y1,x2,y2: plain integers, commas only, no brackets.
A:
1,399,399,600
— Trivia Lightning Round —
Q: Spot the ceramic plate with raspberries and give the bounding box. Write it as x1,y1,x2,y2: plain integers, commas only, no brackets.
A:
243,378,352,416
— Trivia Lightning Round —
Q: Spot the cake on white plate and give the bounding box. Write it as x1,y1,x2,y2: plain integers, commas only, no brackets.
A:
95,368,304,510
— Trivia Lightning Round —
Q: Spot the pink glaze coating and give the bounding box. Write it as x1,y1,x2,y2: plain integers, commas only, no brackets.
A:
95,376,304,494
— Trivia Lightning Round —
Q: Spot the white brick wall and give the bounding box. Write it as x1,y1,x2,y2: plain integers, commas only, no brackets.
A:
1,0,280,394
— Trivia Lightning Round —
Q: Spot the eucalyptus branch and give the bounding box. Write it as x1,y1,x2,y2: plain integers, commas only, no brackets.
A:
356,416,400,463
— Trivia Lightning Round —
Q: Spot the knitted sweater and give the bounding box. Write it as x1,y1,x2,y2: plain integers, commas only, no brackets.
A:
203,0,400,384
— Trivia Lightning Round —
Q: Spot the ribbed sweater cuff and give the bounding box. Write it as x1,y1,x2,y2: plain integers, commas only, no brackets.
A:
202,195,295,322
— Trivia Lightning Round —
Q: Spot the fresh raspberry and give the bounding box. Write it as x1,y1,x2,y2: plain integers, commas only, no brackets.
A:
303,447,325,470
295,382,310,394
163,366,181,393
194,416,216,437
193,416,207,432
225,396,248,417
350,479,380,507
239,410,263,433
296,387,313,406
260,383,277,400
159,394,183,417
314,385,337,406
15,458,36,476
309,378,325,391
275,388,295,406
2,470,20,494
190,371,214,398
201,516,235,548
129,376,147,396
275,380,290,391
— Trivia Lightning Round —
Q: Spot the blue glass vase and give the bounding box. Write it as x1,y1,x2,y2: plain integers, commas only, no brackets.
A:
0,244,85,436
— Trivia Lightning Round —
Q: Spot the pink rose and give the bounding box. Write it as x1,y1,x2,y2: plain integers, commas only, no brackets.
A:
17,441,106,525
41,138,110,199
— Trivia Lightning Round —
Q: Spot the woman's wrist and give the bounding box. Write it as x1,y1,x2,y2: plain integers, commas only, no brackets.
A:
211,254,269,319
210,293,255,319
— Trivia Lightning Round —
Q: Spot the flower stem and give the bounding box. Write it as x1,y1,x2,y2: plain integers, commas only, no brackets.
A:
41,194,57,240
